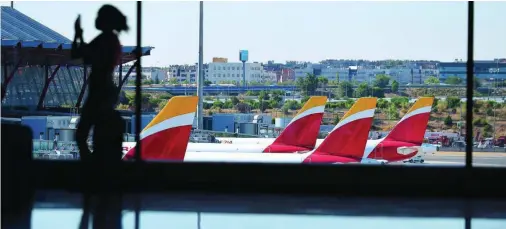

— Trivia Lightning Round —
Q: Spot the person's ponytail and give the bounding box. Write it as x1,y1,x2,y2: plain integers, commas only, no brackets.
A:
115,14,129,32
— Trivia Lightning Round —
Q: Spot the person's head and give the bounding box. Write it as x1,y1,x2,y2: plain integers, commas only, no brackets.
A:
95,4,129,33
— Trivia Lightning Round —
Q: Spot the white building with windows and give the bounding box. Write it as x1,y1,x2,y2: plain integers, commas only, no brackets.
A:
167,65,199,84
206,62,263,84
293,64,436,85
114,67,167,83
293,64,351,82
320,66,350,82
356,67,437,85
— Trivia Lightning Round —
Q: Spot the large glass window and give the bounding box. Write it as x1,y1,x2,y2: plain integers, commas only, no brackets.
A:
105,1,490,168
5,3,506,222
0,1,144,161
471,1,506,167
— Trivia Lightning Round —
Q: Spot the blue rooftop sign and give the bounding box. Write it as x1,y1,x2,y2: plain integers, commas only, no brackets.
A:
239,50,249,62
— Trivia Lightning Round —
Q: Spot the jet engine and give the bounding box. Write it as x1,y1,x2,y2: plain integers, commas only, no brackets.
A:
397,146,421,156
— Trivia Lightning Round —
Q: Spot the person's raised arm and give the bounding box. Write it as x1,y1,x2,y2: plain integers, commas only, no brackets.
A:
71,15,91,63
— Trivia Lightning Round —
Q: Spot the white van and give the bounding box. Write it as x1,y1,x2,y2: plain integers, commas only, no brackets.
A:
403,155,425,164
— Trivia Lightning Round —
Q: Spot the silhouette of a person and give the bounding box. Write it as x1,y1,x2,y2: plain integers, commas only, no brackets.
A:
72,6,128,229
72,5,127,164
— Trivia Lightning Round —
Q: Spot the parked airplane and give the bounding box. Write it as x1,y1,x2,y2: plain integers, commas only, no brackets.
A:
215,97,435,162
123,97,382,164
123,95,326,156
216,98,433,150
122,96,198,160
361,97,434,162
185,96,328,153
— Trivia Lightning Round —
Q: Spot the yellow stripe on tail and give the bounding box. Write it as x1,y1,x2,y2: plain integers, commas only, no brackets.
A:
340,97,377,121
295,96,327,116
143,96,199,132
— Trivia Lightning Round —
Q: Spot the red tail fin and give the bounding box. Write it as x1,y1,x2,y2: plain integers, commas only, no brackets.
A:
123,96,198,161
384,97,434,145
313,97,377,158
266,96,327,151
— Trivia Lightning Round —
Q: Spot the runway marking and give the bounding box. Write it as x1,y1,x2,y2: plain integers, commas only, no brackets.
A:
397,161,506,167
425,160,462,164
396,162,462,167
436,153,506,157
472,163,506,167
390,161,463,166
437,152,506,157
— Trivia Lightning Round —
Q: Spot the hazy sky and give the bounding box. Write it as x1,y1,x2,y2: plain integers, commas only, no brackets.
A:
2,1,505,66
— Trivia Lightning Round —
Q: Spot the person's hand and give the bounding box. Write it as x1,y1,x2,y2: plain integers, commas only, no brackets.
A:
74,15,83,38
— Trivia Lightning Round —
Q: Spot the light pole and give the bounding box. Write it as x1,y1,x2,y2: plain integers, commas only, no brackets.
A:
488,77,493,99
243,61,246,88
239,50,248,89
493,108,496,141
197,1,204,129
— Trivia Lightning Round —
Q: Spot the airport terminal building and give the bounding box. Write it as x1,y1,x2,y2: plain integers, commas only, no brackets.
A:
1,6,152,110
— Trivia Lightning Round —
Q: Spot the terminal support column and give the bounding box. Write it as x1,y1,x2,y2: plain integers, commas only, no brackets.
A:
118,63,137,89
118,64,123,86
75,66,88,108
1,58,23,101
37,65,61,110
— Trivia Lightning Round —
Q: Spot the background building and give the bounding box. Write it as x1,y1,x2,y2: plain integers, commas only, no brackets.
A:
279,69,295,82
261,71,278,84
114,67,167,83
212,57,228,63
438,59,506,82
293,63,436,85
167,64,199,84
206,58,263,84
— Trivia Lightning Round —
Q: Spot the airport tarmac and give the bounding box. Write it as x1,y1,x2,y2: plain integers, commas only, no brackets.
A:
393,152,506,167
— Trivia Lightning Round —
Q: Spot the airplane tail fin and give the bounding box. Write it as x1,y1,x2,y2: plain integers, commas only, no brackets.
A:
123,96,198,161
312,97,377,158
384,97,434,145
267,96,327,151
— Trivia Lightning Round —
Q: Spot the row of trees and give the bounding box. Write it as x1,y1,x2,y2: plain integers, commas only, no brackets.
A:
294,74,492,89
116,88,505,137
439,98,504,138
425,75,482,89
207,90,294,114
296,73,499,99
125,73,499,100
117,90,291,113
295,73,399,98
155,79,277,87
118,89,505,115
117,91,173,112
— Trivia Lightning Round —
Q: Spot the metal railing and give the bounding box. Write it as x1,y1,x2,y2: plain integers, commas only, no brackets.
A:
33,140,77,152
33,151,77,160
